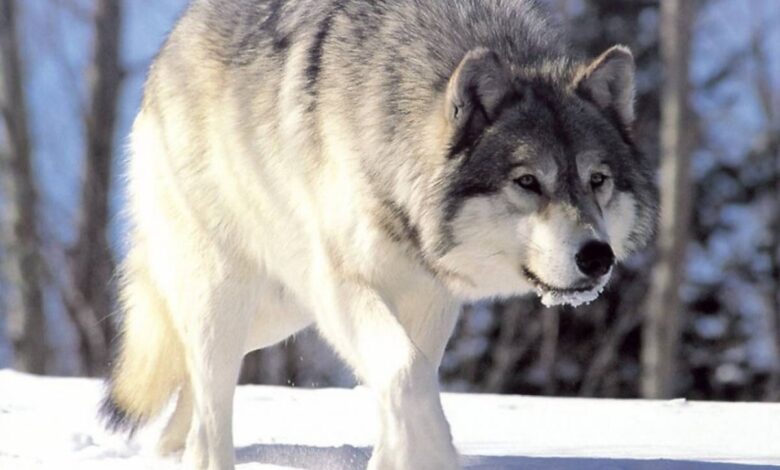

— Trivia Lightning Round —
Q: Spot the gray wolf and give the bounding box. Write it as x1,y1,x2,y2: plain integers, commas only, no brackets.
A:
101,0,658,468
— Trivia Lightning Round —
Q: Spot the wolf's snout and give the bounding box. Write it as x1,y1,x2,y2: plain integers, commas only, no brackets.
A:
576,241,615,278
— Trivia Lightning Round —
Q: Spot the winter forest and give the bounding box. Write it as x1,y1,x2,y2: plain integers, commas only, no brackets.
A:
1,0,779,405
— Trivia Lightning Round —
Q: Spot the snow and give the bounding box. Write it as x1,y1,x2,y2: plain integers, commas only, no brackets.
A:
1,370,779,469
538,275,608,308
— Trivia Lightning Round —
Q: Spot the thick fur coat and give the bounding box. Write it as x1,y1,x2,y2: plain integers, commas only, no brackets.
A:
102,1,658,469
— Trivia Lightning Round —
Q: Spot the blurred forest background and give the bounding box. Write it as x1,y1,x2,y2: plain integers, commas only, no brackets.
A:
1,0,779,402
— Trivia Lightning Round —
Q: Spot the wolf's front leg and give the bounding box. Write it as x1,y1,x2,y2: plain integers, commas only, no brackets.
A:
315,279,460,470
368,357,459,470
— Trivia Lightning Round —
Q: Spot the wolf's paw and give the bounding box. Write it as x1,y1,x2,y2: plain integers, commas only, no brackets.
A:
156,434,186,457
367,444,461,470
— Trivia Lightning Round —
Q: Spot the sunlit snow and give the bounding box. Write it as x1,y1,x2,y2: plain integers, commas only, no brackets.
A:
1,371,778,469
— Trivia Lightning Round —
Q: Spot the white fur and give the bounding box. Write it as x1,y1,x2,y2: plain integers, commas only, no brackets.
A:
126,98,463,469
605,192,639,260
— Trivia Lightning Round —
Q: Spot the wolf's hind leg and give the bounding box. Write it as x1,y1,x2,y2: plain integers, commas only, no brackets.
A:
157,382,193,456
176,273,259,470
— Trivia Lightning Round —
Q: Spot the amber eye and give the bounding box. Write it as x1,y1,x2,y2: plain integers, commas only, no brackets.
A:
515,174,541,194
590,172,608,190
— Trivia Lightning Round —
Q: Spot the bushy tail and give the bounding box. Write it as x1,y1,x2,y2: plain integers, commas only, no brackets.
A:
101,256,186,434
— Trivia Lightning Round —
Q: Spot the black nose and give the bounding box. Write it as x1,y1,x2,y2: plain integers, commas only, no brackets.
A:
576,241,615,278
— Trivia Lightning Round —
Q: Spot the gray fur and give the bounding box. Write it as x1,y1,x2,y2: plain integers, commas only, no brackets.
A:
152,0,656,268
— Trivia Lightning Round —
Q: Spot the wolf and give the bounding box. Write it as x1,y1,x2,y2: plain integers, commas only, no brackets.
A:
101,0,658,468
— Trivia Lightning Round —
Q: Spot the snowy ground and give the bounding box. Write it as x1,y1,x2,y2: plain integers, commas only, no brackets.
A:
1,370,779,470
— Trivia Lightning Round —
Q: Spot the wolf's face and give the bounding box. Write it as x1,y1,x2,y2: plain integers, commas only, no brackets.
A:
431,47,658,304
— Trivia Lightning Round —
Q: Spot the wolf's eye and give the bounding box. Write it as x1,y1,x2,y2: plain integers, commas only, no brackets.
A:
590,172,608,190
515,174,541,194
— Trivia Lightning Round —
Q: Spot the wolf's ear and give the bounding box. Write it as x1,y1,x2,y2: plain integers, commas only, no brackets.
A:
445,48,513,147
574,45,636,127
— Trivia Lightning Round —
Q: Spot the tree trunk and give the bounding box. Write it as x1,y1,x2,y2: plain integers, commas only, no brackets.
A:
640,0,695,399
769,135,780,400
240,350,267,384
0,0,48,374
749,25,780,400
65,0,123,375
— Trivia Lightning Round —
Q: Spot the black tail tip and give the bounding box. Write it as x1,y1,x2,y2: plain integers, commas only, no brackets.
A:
99,391,141,437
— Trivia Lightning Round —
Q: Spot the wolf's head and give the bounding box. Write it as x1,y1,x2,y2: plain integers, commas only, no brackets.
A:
428,46,658,305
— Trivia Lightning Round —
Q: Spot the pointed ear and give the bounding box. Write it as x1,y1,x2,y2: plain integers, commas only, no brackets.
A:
574,45,636,126
445,48,513,143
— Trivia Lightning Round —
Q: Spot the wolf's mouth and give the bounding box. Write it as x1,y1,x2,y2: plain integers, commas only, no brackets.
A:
521,267,595,294
522,266,609,307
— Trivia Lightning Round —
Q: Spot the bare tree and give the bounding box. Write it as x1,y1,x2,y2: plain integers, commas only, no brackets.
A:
748,19,780,400
0,0,48,373
482,300,542,393
641,0,695,399
64,0,123,375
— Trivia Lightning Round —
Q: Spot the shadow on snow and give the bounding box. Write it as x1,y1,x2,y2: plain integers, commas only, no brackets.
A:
235,444,775,470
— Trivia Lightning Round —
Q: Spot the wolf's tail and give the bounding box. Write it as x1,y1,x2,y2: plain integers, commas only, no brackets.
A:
100,254,186,434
